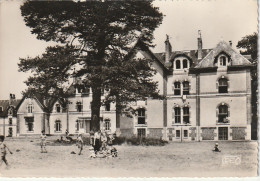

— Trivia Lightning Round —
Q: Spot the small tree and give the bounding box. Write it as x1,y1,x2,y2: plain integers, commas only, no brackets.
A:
237,32,258,140
20,1,164,131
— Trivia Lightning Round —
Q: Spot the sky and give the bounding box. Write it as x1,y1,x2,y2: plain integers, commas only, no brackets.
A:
0,0,258,100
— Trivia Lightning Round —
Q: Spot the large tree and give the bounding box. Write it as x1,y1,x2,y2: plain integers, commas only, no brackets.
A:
19,1,163,131
236,32,258,140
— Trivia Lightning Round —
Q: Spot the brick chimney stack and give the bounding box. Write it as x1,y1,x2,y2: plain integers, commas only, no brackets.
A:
165,34,172,63
9,93,15,105
197,30,203,60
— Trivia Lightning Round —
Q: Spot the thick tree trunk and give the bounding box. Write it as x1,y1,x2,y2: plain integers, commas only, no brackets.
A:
90,86,102,132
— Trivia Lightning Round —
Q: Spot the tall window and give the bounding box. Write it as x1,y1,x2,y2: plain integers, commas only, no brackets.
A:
25,117,34,132
104,119,110,131
219,56,227,66
56,104,61,113
183,107,190,124
218,78,228,93
55,120,61,132
76,120,79,131
183,81,189,95
218,105,228,123
174,107,181,123
105,103,110,111
174,82,181,95
137,108,146,124
0,107,3,112
176,60,181,69
27,103,33,113
9,118,12,125
184,130,188,138
183,59,188,68
76,102,83,112
176,130,180,138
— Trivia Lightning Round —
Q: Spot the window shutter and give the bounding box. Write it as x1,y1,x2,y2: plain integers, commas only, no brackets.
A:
60,123,62,128
216,108,219,117
228,108,230,117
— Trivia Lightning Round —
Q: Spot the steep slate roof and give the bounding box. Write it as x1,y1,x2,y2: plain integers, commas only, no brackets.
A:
0,99,21,117
195,41,252,68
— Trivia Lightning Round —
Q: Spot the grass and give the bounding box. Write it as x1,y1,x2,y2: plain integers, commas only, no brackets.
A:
0,138,257,177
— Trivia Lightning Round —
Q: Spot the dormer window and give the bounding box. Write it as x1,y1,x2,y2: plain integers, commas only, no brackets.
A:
220,56,227,66
76,102,83,112
56,104,61,113
176,60,181,69
183,59,188,69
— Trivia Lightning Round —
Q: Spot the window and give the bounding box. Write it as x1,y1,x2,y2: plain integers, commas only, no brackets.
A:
137,128,146,138
218,78,228,93
27,103,33,113
184,130,188,138
220,56,227,66
218,105,228,123
25,117,34,132
8,108,13,116
0,107,3,112
183,107,190,124
174,107,181,123
76,120,79,131
104,119,110,131
9,118,12,125
176,130,180,138
8,128,13,137
105,103,110,111
218,127,228,140
137,108,146,124
56,104,61,113
76,102,83,112
174,82,181,95
176,60,181,69
183,59,188,68
55,120,61,132
183,81,189,95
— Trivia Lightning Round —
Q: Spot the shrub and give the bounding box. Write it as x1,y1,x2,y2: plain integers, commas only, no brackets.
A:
113,136,168,146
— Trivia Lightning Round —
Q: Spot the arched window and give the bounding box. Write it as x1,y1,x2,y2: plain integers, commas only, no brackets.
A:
174,107,181,123
218,104,229,123
183,81,189,95
137,108,145,124
176,60,181,69
27,103,33,113
218,78,228,93
55,120,61,132
104,119,111,131
76,102,83,112
183,107,190,124
219,56,227,66
174,82,181,95
183,59,188,69
56,104,61,113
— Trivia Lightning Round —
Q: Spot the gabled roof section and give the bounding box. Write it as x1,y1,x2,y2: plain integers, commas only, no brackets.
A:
0,99,21,117
195,41,251,68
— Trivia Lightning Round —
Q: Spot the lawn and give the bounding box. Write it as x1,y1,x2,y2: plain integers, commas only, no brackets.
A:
0,137,258,177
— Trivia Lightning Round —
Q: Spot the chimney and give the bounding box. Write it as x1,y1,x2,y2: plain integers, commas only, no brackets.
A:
9,94,15,105
229,40,232,47
165,34,172,63
197,30,203,60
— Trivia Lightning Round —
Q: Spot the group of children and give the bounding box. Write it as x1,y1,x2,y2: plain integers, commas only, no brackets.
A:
76,130,118,158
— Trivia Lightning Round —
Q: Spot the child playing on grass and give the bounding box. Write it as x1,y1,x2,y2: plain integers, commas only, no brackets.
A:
101,132,107,151
0,135,13,168
213,143,221,152
40,130,47,153
76,134,84,155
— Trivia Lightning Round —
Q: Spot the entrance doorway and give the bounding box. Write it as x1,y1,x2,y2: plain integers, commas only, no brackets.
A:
218,127,228,140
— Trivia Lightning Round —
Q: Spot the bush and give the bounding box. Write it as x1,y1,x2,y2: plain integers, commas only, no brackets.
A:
113,136,168,146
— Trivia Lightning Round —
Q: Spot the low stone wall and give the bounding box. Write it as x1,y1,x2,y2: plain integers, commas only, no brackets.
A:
231,127,246,140
147,128,163,139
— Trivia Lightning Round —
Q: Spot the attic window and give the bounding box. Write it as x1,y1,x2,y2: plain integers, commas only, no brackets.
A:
0,107,3,112
56,104,61,113
220,56,227,66
183,59,188,68
176,60,181,69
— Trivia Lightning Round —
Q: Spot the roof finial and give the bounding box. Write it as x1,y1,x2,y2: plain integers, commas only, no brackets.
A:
198,30,202,38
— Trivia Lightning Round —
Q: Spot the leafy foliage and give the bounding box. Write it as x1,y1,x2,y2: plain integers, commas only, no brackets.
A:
20,1,164,130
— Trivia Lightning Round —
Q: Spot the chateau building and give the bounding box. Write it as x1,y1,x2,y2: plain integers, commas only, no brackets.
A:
9,33,254,141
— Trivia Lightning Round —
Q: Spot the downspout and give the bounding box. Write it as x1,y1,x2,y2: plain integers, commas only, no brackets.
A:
163,71,168,140
196,73,201,141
